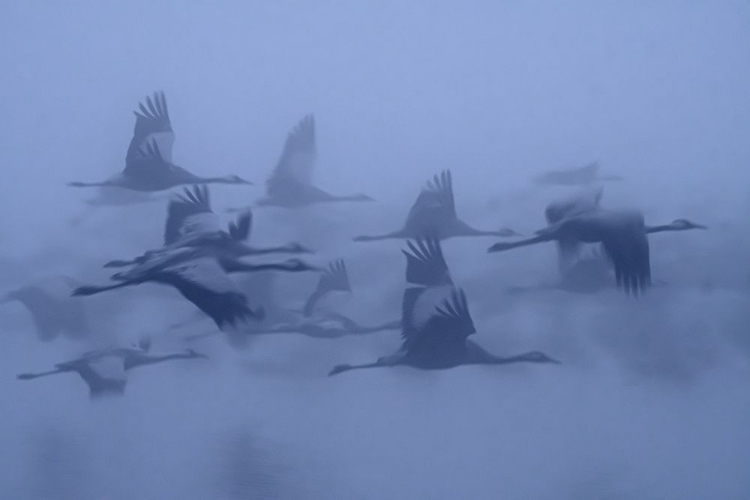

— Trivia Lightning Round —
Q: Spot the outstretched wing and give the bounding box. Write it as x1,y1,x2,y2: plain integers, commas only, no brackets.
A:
124,137,172,180
401,286,476,346
267,114,316,195
404,170,457,229
545,187,604,272
302,259,351,317
228,210,252,241
125,91,175,168
402,236,453,287
599,212,652,296
160,257,264,329
164,185,220,245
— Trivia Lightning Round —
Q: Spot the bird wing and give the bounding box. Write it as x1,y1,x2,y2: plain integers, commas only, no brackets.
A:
545,187,605,272
302,259,351,317
402,236,453,287
404,170,457,228
401,286,476,345
125,91,175,166
123,137,173,180
160,257,263,329
164,185,221,245
227,210,252,241
266,114,316,195
599,213,652,296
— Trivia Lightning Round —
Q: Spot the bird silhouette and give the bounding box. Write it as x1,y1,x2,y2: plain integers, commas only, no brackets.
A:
17,344,207,399
228,114,373,210
354,170,519,242
68,91,252,192
329,236,559,375
1,276,89,341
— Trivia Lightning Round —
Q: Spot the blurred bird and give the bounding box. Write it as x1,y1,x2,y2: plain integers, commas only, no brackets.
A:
488,208,706,296
533,161,622,186
16,344,207,399
68,91,252,192
354,170,519,241
228,114,373,209
1,276,89,341
183,258,399,340
104,185,313,268
329,236,559,375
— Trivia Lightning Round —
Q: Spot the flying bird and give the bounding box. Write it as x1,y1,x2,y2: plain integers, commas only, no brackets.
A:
354,170,519,242
1,276,89,341
329,236,559,375
228,114,373,210
104,185,313,269
17,344,207,399
533,161,622,186
488,208,706,296
68,91,252,192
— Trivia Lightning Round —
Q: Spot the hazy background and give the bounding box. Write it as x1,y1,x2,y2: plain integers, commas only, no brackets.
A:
1,1,749,499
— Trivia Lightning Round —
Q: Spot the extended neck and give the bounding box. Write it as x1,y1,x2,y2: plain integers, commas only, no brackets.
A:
72,281,133,296
487,234,550,253
353,229,405,242
68,180,112,188
329,360,392,376
223,259,299,274
645,223,685,234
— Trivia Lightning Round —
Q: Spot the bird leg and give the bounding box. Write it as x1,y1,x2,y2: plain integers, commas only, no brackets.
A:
328,356,397,376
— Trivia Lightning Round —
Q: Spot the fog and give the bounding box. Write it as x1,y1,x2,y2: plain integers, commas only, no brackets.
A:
2,1,750,499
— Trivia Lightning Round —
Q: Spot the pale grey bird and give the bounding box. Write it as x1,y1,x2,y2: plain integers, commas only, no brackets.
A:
533,161,623,186
228,114,373,210
17,344,207,399
1,276,89,341
353,170,519,241
68,91,252,192
329,236,559,376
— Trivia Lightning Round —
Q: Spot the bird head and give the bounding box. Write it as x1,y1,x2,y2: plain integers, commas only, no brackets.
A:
671,218,707,230
521,351,561,364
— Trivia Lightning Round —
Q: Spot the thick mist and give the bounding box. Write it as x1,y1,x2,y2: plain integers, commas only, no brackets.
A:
1,1,749,499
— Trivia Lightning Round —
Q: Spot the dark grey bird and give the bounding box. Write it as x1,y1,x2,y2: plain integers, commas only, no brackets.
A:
16,344,207,399
354,170,519,242
329,236,559,375
104,185,312,269
73,245,319,330
229,114,373,210
1,276,89,341
68,91,252,192
533,161,623,186
488,208,706,296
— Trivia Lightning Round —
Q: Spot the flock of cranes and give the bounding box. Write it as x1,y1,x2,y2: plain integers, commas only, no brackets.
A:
3,91,708,399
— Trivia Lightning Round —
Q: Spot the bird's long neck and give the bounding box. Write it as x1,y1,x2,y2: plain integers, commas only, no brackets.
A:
73,281,133,296
223,260,298,273
353,229,405,242
475,353,539,365
354,320,402,332
329,359,393,376
68,181,112,188
17,367,69,380
645,223,682,234
487,234,550,253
